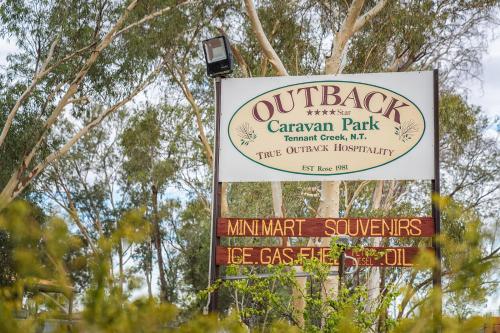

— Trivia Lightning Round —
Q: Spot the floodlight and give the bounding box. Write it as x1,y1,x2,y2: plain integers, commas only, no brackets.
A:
202,36,233,78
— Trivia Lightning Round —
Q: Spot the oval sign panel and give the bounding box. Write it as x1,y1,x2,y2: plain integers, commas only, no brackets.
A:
228,81,425,176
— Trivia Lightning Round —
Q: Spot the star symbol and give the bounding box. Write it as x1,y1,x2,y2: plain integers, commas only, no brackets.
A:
322,109,328,115
307,110,313,115
314,110,320,115
330,110,336,115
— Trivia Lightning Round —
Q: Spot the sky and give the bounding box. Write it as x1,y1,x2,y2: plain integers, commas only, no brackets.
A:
468,32,500,136
0,37,16,66
468,30,500,315
1,24,499,314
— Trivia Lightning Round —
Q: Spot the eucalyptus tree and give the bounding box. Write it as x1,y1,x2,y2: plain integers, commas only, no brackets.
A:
146,0,499,320
120,106,180,302
179,0,500,328
1,0,497,328
35,108,132,293
35,100,205,303
0,0,198,209
0,0,203,302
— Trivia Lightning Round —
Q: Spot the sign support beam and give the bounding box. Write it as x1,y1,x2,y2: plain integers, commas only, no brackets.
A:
208,77,222,313
432,69,442,326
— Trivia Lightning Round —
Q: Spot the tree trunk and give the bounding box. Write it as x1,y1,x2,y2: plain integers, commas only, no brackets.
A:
291,182,341,327
242,0,389,327
118,234,124,294
367,181,383,307
313,0,388,321
271,182,284,217
0,175,19,210
318,181,341,302
221,182,229,217
271,181,287,246
145,263,153,299
152,183,168,302
378,259,387,332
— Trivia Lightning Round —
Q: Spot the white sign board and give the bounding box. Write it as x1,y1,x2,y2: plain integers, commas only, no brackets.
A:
219,71,435,182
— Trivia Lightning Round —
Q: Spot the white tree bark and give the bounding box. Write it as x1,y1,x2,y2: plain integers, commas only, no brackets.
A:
325,0,365,74
320,0,388,322
317,181,341,300
325,0,388,74
168,65,214,166
271,181,284,217
244,0,288,76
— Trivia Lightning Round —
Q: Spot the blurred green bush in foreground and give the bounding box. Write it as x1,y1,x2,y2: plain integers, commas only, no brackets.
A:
0,201,496,333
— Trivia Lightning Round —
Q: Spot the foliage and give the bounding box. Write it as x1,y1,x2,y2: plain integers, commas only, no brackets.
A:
210,239,399,332
204,200,497,332
0,200,249,333
0,0,499,332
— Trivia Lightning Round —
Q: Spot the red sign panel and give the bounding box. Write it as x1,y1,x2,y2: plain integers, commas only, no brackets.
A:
217,217,434,237
216,246,432,267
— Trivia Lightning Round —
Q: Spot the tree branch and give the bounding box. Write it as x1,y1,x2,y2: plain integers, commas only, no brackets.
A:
244,0,288,76
42,42,97,76
325,0,365,74
166,63,214,166
51,165,98,255
21,0,140,171
0,37,59,148
345,180,370,216
0,1,142,206
11,62,163,198
326,0,388,74
352,0,388,34
115,0,192,37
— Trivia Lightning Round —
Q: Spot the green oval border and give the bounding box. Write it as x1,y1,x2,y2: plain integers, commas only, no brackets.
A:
227,79,427,177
